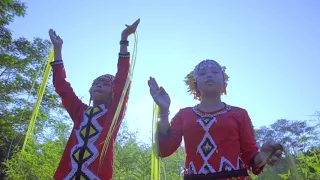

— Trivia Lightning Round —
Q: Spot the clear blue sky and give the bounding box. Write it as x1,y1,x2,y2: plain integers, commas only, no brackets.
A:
10,0,320,143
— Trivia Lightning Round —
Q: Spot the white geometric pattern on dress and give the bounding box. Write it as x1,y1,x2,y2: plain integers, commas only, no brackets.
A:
191,104,232,175
219,156,236,172
197,132,217,161
64,104,108,180
197,117,216,131
198,161,216,174
189,161,197,174
80,106,106,179
64,126,84,180
236,156,245,170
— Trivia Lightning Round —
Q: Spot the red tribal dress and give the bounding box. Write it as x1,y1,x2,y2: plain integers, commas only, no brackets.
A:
51,53,130,180
159,104,264,180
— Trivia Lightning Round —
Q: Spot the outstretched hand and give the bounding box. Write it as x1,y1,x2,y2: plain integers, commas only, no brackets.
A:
49,29,63,49
121,18,140,38
148,77,171,111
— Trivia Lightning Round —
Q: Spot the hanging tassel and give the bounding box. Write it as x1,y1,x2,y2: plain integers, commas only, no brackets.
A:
151,103,161,180
6,48,48,159
98,32,138,170
21,47,54,152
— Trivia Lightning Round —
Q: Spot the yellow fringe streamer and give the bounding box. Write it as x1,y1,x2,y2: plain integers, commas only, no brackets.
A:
151,103,160,180
6,50,48,159
98,32,138,170
21,47,54,152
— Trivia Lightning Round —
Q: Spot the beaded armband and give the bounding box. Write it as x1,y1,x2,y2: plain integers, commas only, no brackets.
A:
120,40,129,46
160,111,170,117
50,60,63,66
119,53,130,59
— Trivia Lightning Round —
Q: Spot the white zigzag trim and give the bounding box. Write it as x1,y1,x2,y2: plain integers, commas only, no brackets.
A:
198,161,216,174
219,156,236,172
189,161,197,174
64,104,107,180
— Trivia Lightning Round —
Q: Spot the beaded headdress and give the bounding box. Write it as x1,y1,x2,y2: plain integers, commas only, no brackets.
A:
89,74,115,105
184,59,229,100
92,74,115,85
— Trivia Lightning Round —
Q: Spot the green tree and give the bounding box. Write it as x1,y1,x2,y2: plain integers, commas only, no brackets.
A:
254,119,319,179
113,121,185,180
113,121,151,180
3,132,67,179
255,119,318,154
161,147,184,179
0,0,70,178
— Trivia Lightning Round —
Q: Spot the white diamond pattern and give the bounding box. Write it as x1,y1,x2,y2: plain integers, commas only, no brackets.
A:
197,132,217,161
191,104,232,175
198,161,216,174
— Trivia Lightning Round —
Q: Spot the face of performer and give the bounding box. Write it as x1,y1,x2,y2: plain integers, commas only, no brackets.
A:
195,61,225,96
90,76,113,104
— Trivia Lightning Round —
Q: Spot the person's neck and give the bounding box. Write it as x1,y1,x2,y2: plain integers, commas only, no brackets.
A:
92,99,111,107
198,93,224,112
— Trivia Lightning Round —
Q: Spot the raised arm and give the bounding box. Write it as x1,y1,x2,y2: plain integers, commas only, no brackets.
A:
109,19,140,133
113,19,140,104
49,29,87,124
147,77,182,157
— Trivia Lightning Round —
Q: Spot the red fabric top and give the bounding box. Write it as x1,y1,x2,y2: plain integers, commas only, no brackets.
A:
52,57,130,180
159,104,264,179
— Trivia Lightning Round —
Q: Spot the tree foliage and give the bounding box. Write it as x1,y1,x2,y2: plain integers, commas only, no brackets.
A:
0,0,69,178
253,119,320,180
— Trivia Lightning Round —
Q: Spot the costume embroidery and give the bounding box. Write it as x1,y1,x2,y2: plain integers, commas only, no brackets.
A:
189,104,232,174
237,156,246,170
64,105,108,180
199,161,216,174
219,156,236,172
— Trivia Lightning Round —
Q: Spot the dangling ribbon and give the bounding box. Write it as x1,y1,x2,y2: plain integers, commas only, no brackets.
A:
151,103,167,180
151,103,161,180
21,47,54,152
99,32,138,170
7,48,48,159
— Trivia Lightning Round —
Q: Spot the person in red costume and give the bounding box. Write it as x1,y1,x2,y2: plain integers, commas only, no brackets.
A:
49,19,140,180
148,59,283,180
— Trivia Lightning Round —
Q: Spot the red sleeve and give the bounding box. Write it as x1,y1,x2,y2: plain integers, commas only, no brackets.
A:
239,110,264,175
50,60,87,125
113,54,130,106
158,110,183,158
111,53,130,129
95,53,131,145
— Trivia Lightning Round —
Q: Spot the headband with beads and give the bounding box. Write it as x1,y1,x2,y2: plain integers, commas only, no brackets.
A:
92,74,115,85
184,59,230,100
89,74,115,105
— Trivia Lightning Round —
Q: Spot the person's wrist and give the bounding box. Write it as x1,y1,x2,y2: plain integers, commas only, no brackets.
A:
53,46,62,51
159,108,170,116
121,33,128,40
